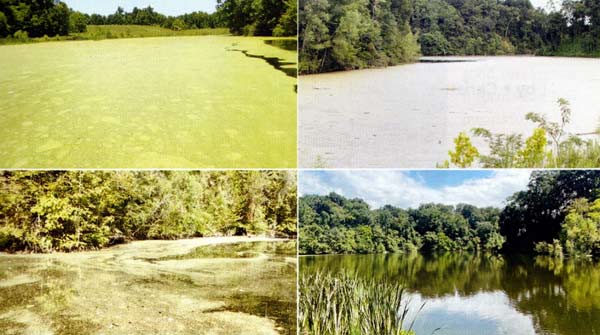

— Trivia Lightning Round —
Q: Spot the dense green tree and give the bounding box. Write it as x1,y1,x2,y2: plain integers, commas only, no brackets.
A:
216,0,297,36
299,193,503,254
500,170,600,252
560,198,600,257
299,0,420,73
301,171,600,258
69,10,87,33
0,171,297,253
300,0,600,73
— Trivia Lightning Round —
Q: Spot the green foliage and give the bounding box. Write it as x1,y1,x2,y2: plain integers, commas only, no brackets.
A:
448,131,479,168
75,25,228,40
0,11,9,36
84,6,223,31
303,171,600,259
300,0,600,73
500,170,600,253
0,171,297,253
449,99,600,168
0,0,70,38
420,31,451,56
12,29,27,41
518,128,548,168
216,0,297,36
299,0,420,74
299,193,503,255
0,1,293,41
412,0,600,57
299,271,416,335
69,11,87,33
273,0,297,37
472,128,524,168
534,239,564,258
560,198,600,257
170,18,186,31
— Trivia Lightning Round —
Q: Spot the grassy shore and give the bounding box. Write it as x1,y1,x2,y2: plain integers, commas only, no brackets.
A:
299,271,417,335
0,25,230,45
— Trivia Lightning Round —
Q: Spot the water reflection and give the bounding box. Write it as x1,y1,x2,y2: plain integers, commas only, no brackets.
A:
301,253,600,335
264,39,297,52
228,48,298,79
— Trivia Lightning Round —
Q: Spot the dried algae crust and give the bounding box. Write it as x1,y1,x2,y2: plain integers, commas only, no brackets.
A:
0,237,296,335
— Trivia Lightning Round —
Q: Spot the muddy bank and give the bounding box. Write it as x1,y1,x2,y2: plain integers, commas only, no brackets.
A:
0,237,296,335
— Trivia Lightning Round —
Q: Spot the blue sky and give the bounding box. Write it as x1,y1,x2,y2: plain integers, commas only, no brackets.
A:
406,170,493,188
64,0,218,15
299,170,531,209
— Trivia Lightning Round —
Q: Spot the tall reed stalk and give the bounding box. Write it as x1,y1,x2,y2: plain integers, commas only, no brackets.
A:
299,271,419,335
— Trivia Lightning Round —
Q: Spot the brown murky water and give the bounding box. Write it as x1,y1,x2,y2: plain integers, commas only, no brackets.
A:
299,56,600,168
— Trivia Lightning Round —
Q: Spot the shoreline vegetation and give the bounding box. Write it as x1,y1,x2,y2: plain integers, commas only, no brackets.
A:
299,271,416,335
0,0,297,45
299,0,600,74
0,25,231,45
299,170,600,259
442,98,600,169
0,171,297,254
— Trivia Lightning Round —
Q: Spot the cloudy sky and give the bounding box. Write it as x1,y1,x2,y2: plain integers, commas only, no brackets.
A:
531,0,552,9
299,170,532,209
64,0,218,16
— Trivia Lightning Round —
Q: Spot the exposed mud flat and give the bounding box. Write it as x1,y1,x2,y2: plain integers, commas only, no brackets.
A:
0,237,296,335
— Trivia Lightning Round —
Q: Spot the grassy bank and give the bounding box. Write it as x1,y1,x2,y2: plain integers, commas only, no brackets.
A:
0,25,229,45
299,271,416,335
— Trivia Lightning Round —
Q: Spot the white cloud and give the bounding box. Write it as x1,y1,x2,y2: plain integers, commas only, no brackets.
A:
299,170,531,209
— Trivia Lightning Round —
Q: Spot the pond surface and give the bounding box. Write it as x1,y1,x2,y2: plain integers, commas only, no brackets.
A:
0,238,297,335
299,56,600,168
0,36,297,168
301,253,600,335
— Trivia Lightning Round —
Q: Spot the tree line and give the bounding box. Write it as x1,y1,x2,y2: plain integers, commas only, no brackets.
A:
0,0,297,39
300,0,600,74
416,0,600,56
0,171,297,253
300,0,420,73
300,193,504,254
299,170,600,258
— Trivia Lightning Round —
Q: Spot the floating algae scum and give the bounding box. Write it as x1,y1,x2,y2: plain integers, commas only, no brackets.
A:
0,238,297,335
299,56,600,168
0,36,297,168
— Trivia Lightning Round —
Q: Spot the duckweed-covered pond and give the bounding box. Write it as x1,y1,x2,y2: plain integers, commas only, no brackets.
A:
0,36,297,168
0,238,297,335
